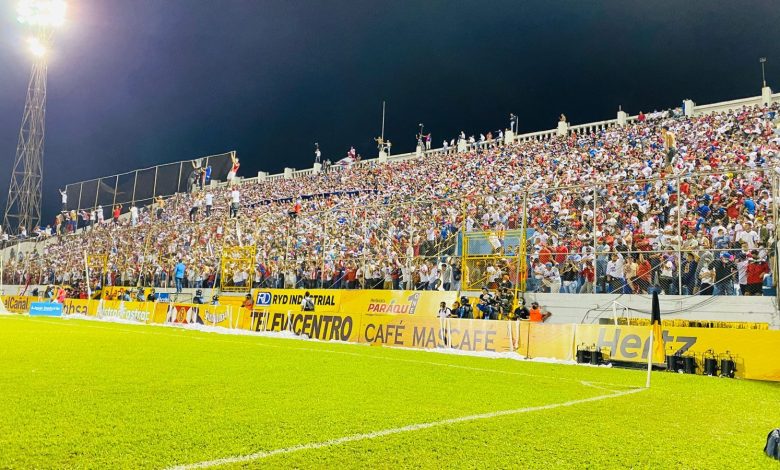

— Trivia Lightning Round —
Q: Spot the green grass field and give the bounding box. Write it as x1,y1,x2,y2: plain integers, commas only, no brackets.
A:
0,315,778,469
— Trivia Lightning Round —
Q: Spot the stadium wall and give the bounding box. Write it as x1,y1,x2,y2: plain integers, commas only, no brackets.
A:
3,294,779,381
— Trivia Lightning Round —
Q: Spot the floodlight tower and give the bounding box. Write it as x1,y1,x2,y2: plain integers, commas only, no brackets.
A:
3,0,67,235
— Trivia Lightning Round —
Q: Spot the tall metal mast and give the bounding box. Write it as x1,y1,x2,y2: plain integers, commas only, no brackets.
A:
4,51,48,234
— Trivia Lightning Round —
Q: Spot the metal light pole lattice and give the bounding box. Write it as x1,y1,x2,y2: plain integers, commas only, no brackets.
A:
3,0,67,235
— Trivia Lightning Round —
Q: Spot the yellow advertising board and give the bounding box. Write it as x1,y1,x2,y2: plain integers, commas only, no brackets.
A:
358,314,515,352
62,298,95,316
518,322,576,361
251,288,342,313
150,302,233,327
341,290,457,317
248,288,457,317
575,324,780,381
2,295,32,313
100,286,152,300
3,291,779,382
96,300,155,324
252,310,361,342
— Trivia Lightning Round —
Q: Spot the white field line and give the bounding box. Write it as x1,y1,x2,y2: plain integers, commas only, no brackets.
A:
1,315,638,390
167,386,645,470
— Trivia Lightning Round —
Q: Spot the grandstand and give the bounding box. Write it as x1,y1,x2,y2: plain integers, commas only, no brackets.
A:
2,89,779,320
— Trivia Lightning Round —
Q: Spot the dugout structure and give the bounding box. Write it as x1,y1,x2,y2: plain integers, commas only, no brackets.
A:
461,229,527,305
220,246,256,293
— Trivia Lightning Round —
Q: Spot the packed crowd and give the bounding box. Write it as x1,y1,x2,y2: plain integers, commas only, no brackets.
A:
3,101,780,300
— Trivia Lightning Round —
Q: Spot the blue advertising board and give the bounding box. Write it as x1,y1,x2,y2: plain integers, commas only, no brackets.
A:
29,302,63,317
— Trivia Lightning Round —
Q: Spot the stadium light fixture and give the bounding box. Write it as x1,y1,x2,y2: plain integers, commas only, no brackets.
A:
17,0,67,28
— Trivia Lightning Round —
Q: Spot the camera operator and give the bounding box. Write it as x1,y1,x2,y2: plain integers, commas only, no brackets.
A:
457,296,474,319
513,297,530,320
497,286,514,318
477,287,498,320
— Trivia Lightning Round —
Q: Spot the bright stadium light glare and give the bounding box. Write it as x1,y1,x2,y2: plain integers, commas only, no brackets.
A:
16,0,67,28
27,36,47,58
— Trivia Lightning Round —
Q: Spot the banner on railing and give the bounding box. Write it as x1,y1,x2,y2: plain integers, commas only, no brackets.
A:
249,288,457,317
252,288,342,313
341,290,457,317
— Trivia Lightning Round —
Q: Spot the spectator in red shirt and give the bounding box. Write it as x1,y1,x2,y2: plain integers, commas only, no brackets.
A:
554,244,568,265
580,261,595,293
745,254,769,296
538,245,552,264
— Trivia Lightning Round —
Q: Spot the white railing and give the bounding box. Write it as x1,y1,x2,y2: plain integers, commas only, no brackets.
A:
247,90,777,183
515,129,557,141
569,118,618,135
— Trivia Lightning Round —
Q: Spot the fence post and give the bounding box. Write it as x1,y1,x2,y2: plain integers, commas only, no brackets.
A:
771,171,779,315
592,183,598,292
131,170,138,206
519,190,528,295
677,174,682,296
93,178,100,211
74,183,82,214
177,162,184,193
112,175,119,208
151,166,158,200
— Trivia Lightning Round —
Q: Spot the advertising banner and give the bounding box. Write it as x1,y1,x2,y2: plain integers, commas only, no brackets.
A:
2,295,32,313
62,299,95,316
254,310,361,342
248,288,457,317
341,290,457,317
97,300,154,324
358,314,515,352
252,288,342,313
29,302,63,317
518,322,576,361
575,324,780,381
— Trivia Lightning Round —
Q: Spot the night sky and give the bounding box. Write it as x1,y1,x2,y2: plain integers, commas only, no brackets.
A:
0,0,778,224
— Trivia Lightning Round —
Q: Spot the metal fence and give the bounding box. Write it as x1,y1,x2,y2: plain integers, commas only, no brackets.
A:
64,151,235,212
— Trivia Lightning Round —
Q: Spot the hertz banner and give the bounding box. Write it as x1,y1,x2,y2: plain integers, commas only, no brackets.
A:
250,288,456,317
575,324,780,381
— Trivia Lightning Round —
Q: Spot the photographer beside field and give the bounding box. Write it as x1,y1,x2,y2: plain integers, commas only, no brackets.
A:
301,291,315,311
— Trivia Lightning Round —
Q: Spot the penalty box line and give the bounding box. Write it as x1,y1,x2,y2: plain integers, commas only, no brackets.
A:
167,386,646,469
4,315,639,391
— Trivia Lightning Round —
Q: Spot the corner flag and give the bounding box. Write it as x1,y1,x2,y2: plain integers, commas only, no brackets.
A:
650,291,665,363
647,291,665,387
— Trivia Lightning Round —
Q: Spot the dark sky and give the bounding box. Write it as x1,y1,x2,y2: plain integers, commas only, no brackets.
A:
1,0,779,223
